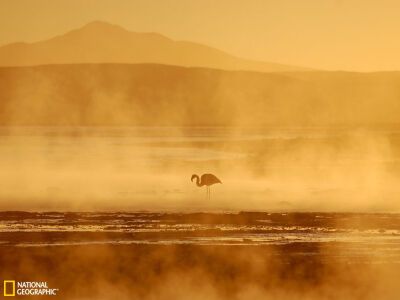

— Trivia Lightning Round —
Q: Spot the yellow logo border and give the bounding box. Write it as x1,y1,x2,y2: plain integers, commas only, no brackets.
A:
3,280,15,297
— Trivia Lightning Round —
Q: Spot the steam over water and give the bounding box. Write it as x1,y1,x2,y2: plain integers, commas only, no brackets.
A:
1,126,400,211
1,127,400,299
1,211,400,299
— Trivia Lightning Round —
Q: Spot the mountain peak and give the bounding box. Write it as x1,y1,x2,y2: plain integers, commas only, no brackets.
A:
78,20,128,34
0,21,309,72
85,20,112,26
82,20,122,29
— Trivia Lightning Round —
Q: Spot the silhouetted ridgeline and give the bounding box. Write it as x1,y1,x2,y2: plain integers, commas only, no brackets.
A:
0,63,399,126
0,21,306,72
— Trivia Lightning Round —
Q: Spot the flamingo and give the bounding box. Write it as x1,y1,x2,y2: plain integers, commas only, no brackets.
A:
191,173,222,200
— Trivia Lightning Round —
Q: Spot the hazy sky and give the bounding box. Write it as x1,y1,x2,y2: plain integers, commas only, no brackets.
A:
1,0,400,71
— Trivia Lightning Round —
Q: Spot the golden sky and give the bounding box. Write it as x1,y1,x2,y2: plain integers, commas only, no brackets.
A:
1,0,400,71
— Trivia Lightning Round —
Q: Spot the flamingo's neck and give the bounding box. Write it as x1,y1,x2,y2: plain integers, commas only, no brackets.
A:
195,175,202,187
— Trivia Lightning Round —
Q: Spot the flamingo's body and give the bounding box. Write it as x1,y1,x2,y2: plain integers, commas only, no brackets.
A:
191,173,222,200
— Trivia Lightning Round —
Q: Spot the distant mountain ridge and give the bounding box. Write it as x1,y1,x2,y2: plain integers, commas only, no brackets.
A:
0,21,308,72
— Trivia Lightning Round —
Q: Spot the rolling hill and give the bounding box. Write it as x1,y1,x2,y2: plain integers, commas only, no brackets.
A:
0,63,399,126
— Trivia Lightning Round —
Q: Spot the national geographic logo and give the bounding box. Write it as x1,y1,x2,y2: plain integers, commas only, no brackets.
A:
3,281,59,296
3,281,15,297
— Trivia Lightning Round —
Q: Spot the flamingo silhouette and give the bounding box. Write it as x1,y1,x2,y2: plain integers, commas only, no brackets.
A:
191,173,222,200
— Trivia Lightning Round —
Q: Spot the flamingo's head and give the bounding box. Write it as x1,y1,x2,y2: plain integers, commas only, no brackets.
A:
191,174,197,182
